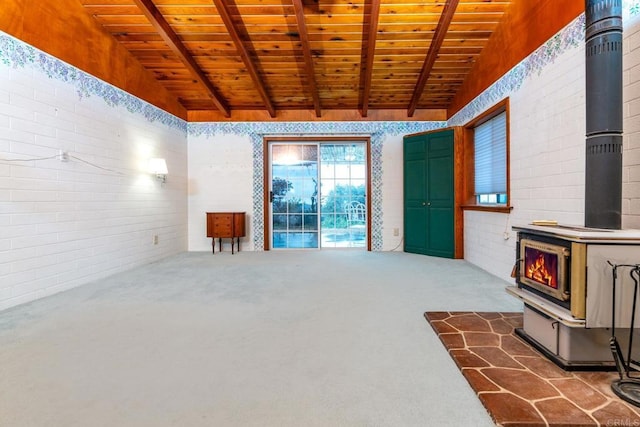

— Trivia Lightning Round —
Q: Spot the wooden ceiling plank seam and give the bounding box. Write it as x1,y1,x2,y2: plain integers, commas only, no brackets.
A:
212,0,276,118
407,0,460,117
359,0,381,118
131,0,230,117
292,0,322,117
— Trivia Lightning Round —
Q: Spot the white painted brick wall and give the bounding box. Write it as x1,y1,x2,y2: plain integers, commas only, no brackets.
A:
0,64,188,311
624,15,640,227
464,210,516,280
465,31,586,282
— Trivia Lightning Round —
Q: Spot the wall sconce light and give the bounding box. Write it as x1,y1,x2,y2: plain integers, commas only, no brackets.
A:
148,158,168,183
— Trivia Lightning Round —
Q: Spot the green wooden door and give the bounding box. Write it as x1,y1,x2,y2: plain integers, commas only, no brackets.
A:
403,129,455,258
404,135,429,253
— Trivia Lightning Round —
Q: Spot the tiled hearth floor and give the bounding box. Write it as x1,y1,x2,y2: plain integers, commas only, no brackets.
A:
425,312,640,426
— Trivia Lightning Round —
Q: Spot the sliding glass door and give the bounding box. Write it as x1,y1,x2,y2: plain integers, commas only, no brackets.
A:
319,144,367,248
270,144,319,249
268,141,367,250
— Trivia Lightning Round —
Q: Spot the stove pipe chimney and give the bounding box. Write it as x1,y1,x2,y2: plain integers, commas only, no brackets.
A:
585,0,623,229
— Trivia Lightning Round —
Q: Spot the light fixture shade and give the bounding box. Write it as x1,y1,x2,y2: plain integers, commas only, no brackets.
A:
148,158,168,175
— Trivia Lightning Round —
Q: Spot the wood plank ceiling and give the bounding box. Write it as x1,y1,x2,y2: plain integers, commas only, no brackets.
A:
78,0,512,118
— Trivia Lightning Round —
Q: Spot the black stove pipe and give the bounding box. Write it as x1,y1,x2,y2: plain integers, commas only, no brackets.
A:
585,0,623,229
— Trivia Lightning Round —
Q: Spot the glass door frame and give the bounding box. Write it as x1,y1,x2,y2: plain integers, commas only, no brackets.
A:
263,136,372,251
268,142,320,249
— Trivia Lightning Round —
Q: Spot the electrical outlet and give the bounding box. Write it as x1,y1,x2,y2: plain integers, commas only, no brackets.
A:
153,235,159,245
393,228,399,237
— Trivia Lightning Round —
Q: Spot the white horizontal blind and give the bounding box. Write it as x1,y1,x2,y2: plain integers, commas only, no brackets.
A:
474,111,507,197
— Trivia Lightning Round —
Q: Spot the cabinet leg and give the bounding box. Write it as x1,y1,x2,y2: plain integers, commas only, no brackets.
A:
219,238,223,252
231,238,235,254
237,237,241,253
211,238,215,254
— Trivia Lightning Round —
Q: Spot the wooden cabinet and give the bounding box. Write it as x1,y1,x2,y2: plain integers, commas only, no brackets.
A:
206,212,246,254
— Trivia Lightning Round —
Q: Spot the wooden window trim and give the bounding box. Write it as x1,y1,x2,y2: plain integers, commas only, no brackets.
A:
461,98,513,213
461,204,513,213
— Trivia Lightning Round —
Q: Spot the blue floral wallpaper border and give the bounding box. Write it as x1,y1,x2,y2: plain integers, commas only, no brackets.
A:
448,14,586,126
448,2,640,126
0,31,187,133
189,121,446,251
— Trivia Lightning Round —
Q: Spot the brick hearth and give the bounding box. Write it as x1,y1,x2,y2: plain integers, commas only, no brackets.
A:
425,312,640,426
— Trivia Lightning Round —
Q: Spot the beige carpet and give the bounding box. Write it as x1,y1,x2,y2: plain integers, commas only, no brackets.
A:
1,251,522,426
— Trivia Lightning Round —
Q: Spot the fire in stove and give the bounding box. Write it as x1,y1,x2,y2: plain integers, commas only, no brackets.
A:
517,237,570,305
525,250,558,289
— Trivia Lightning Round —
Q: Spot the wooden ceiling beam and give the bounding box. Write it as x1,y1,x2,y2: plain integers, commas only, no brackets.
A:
212,0,276,118
132,0,230,117
291,0,321,117
359,0,381,117
407,0,460,117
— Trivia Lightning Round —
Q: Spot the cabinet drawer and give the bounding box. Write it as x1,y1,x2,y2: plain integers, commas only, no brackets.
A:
206,212,245,238
213,218,232,228
213,223,232,236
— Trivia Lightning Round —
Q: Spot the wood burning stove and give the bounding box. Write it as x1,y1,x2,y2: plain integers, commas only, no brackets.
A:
509,224,640,370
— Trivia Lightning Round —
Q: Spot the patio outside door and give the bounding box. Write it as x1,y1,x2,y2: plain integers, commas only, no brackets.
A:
318,143,367,248
269,142,367,249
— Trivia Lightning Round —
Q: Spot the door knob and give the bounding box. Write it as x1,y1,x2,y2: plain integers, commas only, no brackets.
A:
422,202,426,206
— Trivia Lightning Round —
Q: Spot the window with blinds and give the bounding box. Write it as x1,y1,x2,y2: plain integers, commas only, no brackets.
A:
474,111,507,205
